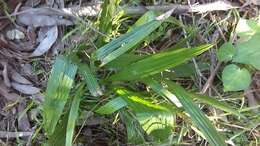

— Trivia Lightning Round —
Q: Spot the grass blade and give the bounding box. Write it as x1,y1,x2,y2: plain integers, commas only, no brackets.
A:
96,0,122,46
145,79,227,146
66,85,84,146
43,56,77,136
110,44,212,81
78,64,102,97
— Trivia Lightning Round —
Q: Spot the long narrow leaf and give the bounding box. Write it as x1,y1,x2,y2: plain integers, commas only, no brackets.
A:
43,56,77,136
165,81,242,117
110,44,212,81
66,85,84,146
145,79,226,146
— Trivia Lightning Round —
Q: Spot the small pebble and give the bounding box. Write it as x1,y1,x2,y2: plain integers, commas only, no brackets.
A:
6,29,25,40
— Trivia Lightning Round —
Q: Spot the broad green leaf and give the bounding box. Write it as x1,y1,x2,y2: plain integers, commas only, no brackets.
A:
222,64,251,91
95,97,127,114
233,33,260,69
145,79,226,146
110,44,212,81
66,85,84,146
119,110,146,144
78,64,102,97
217,42,235,62
43,56,77,136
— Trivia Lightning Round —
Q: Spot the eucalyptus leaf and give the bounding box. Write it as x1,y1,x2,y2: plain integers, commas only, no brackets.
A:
222,64,251,91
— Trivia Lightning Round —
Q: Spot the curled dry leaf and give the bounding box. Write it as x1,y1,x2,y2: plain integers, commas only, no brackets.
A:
18,101,31,131
11,70,32,85
17,7,73,27
11,82,40,95
0,82,19,101
1,61,11,87
31,26,58,57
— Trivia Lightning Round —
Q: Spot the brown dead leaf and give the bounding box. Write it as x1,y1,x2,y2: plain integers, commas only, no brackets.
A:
18,101,31,131
11,82,40,95
0,82,19,101
11,70,32,85
30,26,58,57
1,61,11,87
17,7,73,27
245,72,260,112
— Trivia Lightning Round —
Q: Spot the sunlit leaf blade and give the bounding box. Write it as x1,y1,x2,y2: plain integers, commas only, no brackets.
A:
66,85,84,146
146,79,227,146
110,44,212,81
116,88,176,138
78,64,102,97
143,79,182,107
43,56,77,136
95,97,127,114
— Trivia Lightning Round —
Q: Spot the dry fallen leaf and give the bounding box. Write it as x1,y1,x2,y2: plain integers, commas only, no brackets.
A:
245,72,260,112
1,61,11,87
18,101,31,131
17,7,73,27
11,82,40,95
0,82,20,101
11,70,32,85
30,26,58,57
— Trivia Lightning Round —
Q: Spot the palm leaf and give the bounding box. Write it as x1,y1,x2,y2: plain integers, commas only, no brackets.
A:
43,56,77,136
110,44,212,81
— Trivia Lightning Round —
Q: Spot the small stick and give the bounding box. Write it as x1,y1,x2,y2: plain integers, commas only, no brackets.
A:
0,131,32,138
201,62,222,94
0,1,237,19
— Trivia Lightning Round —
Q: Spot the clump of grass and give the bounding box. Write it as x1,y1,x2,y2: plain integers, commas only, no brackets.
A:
39,1,260,146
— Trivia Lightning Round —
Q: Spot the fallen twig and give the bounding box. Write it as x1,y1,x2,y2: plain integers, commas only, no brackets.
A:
201,62,222,94
0,131,32,138
0,1,238,20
